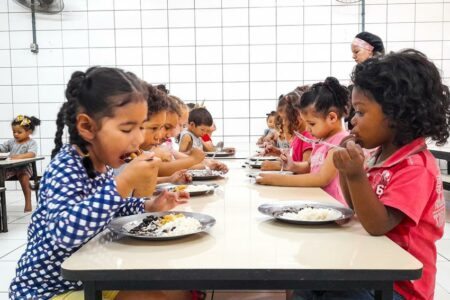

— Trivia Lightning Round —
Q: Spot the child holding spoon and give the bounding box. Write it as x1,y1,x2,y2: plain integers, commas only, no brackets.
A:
256,77,350,205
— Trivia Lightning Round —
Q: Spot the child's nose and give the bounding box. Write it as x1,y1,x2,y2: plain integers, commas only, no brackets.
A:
135,129,145,147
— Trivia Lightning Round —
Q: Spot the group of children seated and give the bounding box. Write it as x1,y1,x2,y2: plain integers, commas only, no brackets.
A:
6,48,449,300
255,50,448,300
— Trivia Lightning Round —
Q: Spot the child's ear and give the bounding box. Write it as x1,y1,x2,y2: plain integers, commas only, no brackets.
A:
76,113,97,141
327,111,339,123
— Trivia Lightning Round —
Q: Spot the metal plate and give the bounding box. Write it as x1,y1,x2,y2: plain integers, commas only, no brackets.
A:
248,171,293,178
249,156,279,161
258,201,354,225
107,211,216,240
205,152,235,158
187,170,224,181
165,183,218,196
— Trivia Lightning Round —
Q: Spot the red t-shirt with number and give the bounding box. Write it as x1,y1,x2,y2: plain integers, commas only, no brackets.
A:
366,138,445,300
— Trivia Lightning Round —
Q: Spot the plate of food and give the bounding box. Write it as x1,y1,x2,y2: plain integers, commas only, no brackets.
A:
258,201,354,225
249,156,279,161
248,170,293,178
187,169,224,181
167,183,218,196
205,151,234,158
108,211,216,240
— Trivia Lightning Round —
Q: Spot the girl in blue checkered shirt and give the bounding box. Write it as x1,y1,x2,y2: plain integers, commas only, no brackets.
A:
9,67,191,300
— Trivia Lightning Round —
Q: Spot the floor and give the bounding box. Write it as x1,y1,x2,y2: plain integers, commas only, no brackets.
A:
0,191,449,300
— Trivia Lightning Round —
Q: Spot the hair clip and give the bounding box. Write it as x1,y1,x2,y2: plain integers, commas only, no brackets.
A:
15,115,31,127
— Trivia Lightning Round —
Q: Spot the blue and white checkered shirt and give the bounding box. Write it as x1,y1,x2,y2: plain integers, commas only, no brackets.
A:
9,144,146,299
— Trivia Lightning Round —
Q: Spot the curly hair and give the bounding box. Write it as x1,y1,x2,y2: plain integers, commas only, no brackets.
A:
11,115,41,132
147,83,169,118
351,49,450,146
298,77,349,118
278,86,309,135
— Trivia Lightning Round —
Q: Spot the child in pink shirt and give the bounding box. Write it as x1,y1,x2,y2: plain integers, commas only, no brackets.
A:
261,88,313,171
326,49,448,300
257,77,350,205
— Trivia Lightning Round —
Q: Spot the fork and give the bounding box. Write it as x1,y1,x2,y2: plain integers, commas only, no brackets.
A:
293,131,342,149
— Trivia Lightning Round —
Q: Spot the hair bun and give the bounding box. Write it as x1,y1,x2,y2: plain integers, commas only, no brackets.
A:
66,71,86,100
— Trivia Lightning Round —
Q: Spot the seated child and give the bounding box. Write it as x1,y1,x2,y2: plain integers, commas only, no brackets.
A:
9,67,191,300
0,115,41,212
256,77,350,205
257,111,277,145
323,49,448,300
262,88,313,171
179,107,213,153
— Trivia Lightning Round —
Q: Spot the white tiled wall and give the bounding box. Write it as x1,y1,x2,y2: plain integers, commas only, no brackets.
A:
1,0,450,185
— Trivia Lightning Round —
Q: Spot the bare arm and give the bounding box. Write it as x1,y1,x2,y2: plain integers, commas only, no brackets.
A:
202,140,215,152
158,148,205,177
257,150,336,187
10,152,36,159
333,141,404,236
178,134,193,153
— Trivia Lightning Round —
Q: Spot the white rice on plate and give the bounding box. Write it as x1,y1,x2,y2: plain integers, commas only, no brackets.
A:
281,207,343,221
127,213,202,237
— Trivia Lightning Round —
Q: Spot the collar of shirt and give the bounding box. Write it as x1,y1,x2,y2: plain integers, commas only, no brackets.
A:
367,138,427,170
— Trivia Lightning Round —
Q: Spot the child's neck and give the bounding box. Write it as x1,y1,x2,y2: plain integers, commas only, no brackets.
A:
323,123,344,140
15,137,30,144
376,143,399,165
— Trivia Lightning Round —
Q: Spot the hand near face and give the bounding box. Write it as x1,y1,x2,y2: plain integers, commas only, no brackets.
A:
121,153,161,187
145,189,189,212
332,141,366,179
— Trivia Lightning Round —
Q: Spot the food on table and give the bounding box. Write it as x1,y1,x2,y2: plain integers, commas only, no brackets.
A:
187,169,222,177
128,213,202,237
280,207,343,221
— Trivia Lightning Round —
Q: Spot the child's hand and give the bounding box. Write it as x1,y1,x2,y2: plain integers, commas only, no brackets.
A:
144,189,189,212
120,152,161,187
206,160,228,173
263,144,281,156
279,151,295,171
261,160,281,171
168,169,192,184
333,141,366,179
255,173,275,185
339,134,357,148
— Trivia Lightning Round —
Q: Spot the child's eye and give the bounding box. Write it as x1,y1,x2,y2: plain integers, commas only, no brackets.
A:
355,111,363,116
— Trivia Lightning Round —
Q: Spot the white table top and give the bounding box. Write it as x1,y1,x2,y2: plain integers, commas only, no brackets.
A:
63,162,422,277
0,156,44,167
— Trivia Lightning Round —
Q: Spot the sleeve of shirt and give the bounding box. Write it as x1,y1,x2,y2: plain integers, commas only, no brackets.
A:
0,140,11,152
27,139,38,155
379,165,434,225
114,196,146,217
46,171,125,250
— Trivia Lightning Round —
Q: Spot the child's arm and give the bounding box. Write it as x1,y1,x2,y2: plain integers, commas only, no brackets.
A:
333,141,405,236
157,148,205,177
157,169,192,184
10,140,37,159
256,150,335,187
338,173,354,208
202,140,215,152
0,140,11,153
178,134,193,153
10,152,36,159
302,149,312,162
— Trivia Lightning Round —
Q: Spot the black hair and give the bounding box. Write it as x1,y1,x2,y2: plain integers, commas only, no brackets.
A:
355,31,385,57
166,95,183,117
266,111,276,121
188,107,213,127
298,77,349,118
52,66,148,178
351,49,450,147
11,115,41,132
147,84,169,118
344,84,355,130
156,84,170,95
186,103,196,111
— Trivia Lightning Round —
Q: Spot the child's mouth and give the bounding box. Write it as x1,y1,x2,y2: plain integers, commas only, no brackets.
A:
120,150,142,163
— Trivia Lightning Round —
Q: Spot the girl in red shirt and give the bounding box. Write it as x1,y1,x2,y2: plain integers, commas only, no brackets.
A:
326,49,449,300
